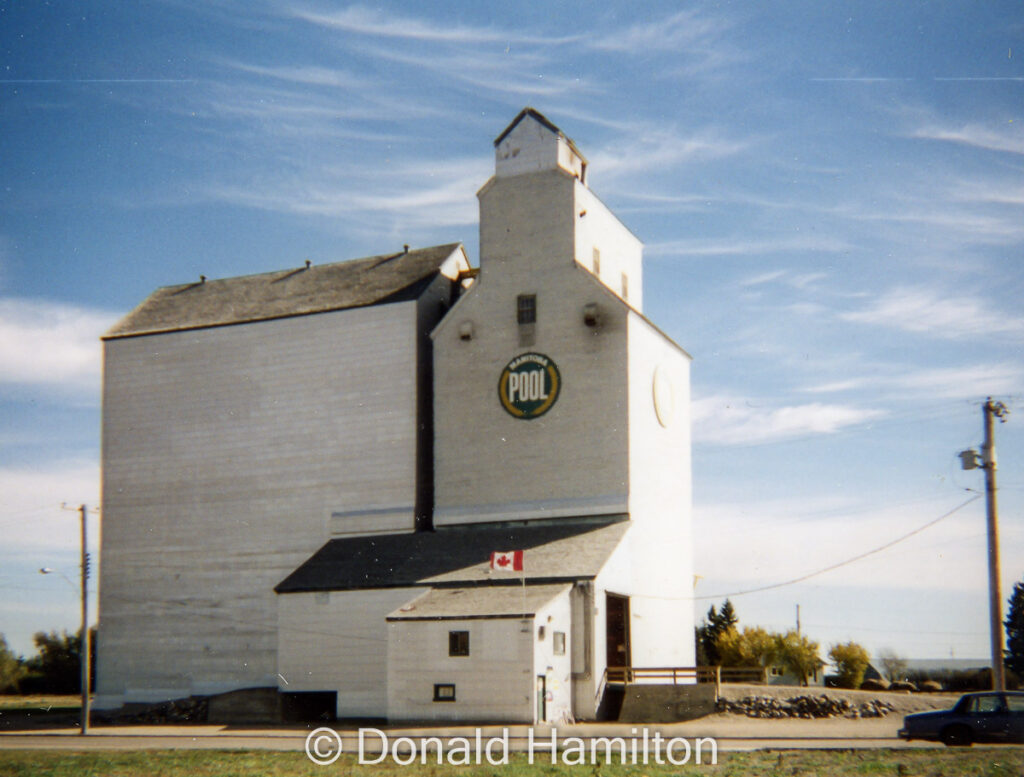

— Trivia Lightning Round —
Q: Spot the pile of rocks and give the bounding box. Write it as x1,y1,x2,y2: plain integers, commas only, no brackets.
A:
716,694,895,719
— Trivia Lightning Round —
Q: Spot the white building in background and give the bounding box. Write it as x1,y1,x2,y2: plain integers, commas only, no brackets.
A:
96,108,694,724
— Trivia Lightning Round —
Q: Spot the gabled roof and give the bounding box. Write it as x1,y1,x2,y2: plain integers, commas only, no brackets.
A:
387,583,571,621
104,243,464,339
493,107,587,163
275,516,629,594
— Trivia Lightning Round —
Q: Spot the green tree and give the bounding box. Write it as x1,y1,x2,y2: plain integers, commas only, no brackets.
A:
829,641,871,689
717,626,778,668
776,630,824,686
24,630,88,694
0,634,26,693
1006,579,1024,679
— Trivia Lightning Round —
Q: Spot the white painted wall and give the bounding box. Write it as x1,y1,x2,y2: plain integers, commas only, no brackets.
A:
434,171,631,526
386,587,573,724
625,314,695,669
574,183,644,311
97,303,424,708
277,587,427,718
532,588,573,724
387,616,535,723
495,113,584,180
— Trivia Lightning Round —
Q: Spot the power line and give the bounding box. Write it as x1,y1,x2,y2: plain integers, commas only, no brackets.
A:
694,494,982,600
662,494,983,603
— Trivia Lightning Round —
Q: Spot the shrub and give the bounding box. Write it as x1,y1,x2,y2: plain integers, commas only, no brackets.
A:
829,641,870,689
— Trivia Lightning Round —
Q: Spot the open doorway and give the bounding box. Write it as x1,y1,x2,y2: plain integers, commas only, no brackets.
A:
605,593,631,670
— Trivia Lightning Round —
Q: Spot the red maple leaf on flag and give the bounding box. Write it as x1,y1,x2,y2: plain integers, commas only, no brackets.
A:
489,550,524,571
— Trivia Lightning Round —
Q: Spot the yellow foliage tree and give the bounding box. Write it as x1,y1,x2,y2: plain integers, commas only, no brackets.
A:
716,626,778,667
829,641,870,689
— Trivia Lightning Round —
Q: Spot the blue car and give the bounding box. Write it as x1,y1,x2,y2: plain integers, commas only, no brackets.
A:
898,691,1024,746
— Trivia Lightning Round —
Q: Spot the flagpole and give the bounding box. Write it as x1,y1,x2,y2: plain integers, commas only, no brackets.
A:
522,566,526,617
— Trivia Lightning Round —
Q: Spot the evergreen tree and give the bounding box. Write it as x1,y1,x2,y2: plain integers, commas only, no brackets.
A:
1006,579,1024,678
697,600,740,665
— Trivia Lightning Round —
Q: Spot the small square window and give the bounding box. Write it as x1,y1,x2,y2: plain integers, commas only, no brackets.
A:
449,631,469,657
517,294,536,325
433,683,456,702
553,631,566,656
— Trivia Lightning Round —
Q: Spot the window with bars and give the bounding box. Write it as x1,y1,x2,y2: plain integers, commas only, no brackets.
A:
517,294,536,325
448,630,469,657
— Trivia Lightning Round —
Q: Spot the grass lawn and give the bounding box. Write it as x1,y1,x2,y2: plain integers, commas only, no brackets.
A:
0,697,81,711
0,749,1022,777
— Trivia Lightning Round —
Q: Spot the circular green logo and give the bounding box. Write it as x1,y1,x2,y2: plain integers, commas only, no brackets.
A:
498,353,561,419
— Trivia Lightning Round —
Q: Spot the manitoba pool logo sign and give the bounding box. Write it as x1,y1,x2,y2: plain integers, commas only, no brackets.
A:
498,353,561,419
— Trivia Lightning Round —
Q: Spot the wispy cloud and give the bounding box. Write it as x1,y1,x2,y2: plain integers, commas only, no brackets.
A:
840,286,1024,341
207,156,487,230
913,122,1024,155
218,61,365,89
691,394,885,446
740,270,787,287
354,45,589,98
647,235,849,258
589,128,748,183
293,5,578,45
0,298,118,392
803,362,1024,400
739,269,828,289
589,9,729,53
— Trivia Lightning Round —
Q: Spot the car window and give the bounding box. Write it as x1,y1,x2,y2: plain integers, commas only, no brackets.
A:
970,695,1006,714
1006,695,1024,713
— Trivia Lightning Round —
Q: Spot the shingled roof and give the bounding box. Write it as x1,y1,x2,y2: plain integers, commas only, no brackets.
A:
387,583,572,621
275,516,629,594
104,243,464,339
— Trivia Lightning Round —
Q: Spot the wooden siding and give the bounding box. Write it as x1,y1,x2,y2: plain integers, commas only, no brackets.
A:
433,172,630,525
278,588,427,718
96,303,422,707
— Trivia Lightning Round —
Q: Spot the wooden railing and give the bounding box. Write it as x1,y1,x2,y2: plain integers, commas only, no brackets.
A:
605,666,719,685
603,665,769,698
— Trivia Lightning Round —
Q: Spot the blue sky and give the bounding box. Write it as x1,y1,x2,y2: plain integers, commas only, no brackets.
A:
2,1,1022,665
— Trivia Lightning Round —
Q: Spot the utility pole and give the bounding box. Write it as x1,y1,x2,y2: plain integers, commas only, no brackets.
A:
796,604,801,635
79,503,91,735
982,399,1008,691
963,398,1009,691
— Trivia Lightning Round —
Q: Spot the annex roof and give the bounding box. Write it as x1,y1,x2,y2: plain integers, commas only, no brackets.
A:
104,243,464,339
387,583,572,621
274,516,629,594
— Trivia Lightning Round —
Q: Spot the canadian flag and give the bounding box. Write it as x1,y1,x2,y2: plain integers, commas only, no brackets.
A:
489,550,524,572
